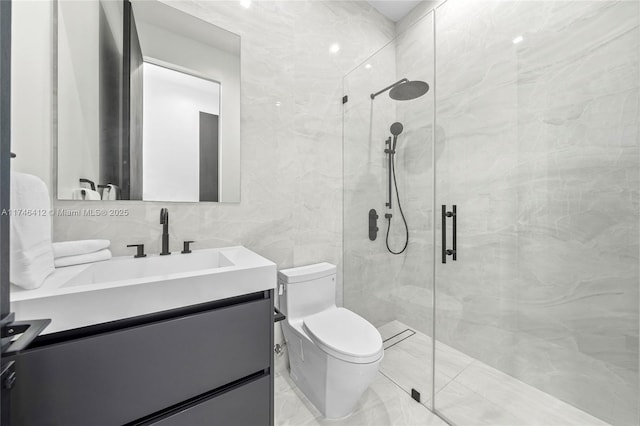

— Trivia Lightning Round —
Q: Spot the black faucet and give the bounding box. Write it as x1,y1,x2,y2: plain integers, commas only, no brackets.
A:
160,208,170,255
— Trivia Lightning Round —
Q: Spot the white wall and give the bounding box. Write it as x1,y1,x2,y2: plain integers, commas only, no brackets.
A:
142,62,220,202
136,21,240,202
10,0,52,193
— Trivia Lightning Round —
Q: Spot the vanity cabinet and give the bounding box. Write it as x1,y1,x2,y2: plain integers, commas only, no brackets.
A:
10,290,274,426
145,375,270,426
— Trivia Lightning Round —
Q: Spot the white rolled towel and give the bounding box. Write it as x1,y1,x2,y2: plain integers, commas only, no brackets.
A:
103,184,118,200
71,188,101,200
52,239,111,259
54,249,112,268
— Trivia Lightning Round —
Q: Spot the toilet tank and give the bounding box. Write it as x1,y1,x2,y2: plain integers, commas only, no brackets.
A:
278,263,337,321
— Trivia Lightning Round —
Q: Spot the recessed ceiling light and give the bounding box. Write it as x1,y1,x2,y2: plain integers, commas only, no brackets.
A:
512,35,524,44
329,43,341,54
275,101,281,107
365,63,372,70
240,0,251,9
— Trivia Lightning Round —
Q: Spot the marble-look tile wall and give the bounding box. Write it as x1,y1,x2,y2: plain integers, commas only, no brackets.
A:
434,1,639,424
52,1,395,312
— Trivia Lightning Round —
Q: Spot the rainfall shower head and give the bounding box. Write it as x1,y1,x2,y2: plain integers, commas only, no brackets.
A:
389,80,429,101
371,78,430,101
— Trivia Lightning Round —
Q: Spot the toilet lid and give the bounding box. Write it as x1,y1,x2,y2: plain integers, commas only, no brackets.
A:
303,308,383,364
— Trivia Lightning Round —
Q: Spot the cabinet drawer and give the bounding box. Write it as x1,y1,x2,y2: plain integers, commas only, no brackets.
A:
149,375,270,426
12,297,272,426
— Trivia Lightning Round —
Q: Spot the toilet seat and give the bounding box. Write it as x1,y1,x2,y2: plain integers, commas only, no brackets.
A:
303,308,383,364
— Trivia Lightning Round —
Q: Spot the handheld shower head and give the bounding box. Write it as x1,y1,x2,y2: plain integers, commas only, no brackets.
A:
390,122,403,136
390,122,403,151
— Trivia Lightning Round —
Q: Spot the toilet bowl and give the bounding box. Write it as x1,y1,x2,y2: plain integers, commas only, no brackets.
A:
278,263,383,419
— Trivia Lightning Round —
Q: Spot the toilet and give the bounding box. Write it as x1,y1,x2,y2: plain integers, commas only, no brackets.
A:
278,263,383,419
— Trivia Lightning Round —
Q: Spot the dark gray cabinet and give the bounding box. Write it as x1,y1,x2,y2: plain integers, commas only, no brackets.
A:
148,375,270,426
10,290,274,426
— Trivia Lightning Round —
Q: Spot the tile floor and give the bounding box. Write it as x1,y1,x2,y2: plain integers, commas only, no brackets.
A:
276,320,612,426
378,321,610,426
274,368,446,426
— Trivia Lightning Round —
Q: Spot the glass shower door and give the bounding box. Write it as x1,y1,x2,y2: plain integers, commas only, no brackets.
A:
433,1,640,425
342,9,437,414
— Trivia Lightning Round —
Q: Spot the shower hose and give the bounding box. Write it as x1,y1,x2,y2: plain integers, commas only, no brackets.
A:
386,153,409,255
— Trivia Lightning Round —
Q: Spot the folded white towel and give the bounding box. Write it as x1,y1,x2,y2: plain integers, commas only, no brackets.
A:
52,239,111,259
71,188,101,200
9,172,55,290
54,249,112,268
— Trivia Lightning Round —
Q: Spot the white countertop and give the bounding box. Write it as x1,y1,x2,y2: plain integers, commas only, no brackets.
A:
11,246,277,334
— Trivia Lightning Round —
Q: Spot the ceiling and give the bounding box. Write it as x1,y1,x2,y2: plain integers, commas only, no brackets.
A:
131,0,240,55
367,0,423,22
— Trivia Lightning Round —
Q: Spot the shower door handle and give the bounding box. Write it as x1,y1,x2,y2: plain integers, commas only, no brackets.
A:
441,205,457,263
441,205,446,263
450,205,457,261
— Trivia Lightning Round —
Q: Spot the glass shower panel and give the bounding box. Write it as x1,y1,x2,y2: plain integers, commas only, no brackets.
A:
342,11,436,409
433,1,639,425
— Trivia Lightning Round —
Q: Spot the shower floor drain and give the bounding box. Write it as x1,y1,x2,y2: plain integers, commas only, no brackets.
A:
383,329,416,350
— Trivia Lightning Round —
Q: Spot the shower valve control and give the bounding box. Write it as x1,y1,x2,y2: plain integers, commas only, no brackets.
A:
368,209,379,241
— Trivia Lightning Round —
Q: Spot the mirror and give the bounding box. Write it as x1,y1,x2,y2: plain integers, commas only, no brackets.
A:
56,0,241,202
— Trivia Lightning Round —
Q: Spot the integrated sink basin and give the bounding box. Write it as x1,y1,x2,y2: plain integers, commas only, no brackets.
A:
11,246,276,334
63,249,235,287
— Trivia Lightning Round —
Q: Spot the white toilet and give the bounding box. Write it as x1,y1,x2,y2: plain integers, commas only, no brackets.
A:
278,263,384,419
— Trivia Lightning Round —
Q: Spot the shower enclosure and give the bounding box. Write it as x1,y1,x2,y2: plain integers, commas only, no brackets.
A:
343,1,639,425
